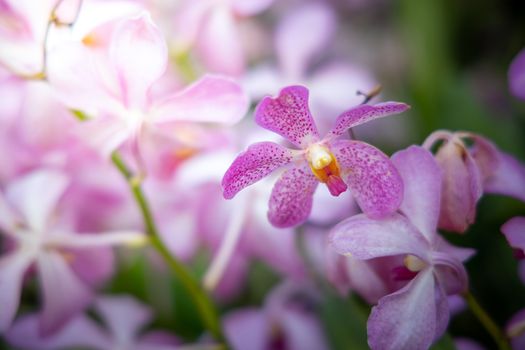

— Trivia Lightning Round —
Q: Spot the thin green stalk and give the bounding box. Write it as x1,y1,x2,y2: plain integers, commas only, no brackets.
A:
111,152,227,345
463,291,511,350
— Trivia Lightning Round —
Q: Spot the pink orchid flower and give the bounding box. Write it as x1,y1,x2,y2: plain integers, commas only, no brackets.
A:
424,131,525,233
224,282,328,350
509,47,525,100
330,146,474,350
47,11,248,166
222,85,409,227
0,169,144,335
6,295,181,350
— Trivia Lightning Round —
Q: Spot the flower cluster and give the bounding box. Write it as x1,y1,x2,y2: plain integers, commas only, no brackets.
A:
1,1,525,350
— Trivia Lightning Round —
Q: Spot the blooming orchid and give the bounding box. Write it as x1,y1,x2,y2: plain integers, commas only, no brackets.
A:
423,130,525,233
222,85,409,227
0,169,144,335
6,295,181,350
330,146,474,350
509,47,525,100
47,11,248,169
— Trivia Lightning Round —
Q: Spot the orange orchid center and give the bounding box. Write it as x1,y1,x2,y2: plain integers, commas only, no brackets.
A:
307,144,347,196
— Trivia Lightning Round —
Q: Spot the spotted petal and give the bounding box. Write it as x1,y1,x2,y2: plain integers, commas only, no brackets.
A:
332,140,403,219
268,166,318,228
326,102,410,140
222,142,295,199
255,86,320,148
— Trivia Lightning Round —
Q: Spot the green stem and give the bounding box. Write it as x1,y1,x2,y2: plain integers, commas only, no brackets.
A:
463,291,511,350
111,152,227,345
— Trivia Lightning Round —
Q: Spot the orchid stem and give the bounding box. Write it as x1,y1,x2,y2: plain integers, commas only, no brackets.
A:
463,291,511,350
110,152,228,346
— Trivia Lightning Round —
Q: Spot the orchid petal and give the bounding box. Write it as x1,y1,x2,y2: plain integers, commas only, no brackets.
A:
326,102,410,140
422,130,453,150
268,166,318,228
0,251,34,332
368,269,445,350
502,216,525,253
507,308,525,342
6,170,69,233
48,231,145,248
330,213,430,261
231,0,274,16
509,48,525,100
255,86,320,148
69,247,114,287
0,191,18,234
109,12,167,109
153,75,248,125
76,115,132,158
332,140,403,219
137,330,181,350
275,3,335,79
392,146,442,241
37,251,93,336
95,295,152,343
280,308,329,350
432,253,469,295
5,313,110,350
222,142,294,199
481,151,525,203
435,139,482,233
224,309,268,350
196,6,244,76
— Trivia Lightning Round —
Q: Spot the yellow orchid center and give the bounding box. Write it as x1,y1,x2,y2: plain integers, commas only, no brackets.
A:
306,144,347,196
404,255,427,272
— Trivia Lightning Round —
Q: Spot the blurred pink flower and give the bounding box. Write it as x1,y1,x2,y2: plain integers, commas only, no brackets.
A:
501,216,525,284
224,282,328,350
6,295,181,350
330,146,474,350
506,308,525,350
424,131,525,233
0,169,144,335
173,0,275,76
48,11,248,169
222,85,408,227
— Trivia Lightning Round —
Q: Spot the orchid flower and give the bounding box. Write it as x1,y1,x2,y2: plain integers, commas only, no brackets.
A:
173,0,275,76
0,169,144,335
506,308,525,350
423,130,525,233
6,295,181,350
330,146,474,350
224,282,328,350
222,85,408,227
509,47,525,100
47,11,248,169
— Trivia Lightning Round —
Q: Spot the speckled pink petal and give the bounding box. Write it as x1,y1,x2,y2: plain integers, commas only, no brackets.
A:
392,146,442,242
327,102,410,140
502,216,525,254
332,140,403,219
509,48,525,100
255,85,320,148
222,142,294,199
368,269,445,350
435,139,482,233
268,166,318,228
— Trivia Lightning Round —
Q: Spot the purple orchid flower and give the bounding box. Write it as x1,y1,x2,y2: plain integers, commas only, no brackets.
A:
222,85,409,227
424,130,525,233
506,308,525,350
0,169,144,335
6,295,181,350
330,146,474,350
